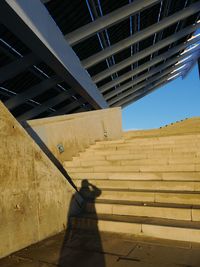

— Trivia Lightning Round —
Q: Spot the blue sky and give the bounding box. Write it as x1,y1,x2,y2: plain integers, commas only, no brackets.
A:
122,63,200,130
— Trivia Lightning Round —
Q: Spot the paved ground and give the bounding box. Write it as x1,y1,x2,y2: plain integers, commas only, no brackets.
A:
1,229,200,267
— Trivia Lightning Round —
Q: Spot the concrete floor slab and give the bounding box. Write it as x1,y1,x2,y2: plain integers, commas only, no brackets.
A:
126,243,200,266
1,230,200,267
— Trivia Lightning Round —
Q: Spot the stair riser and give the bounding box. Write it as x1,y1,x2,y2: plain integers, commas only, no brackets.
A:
82,148,200,156
70,172,200,181
124,128,200,139
65,158,200,167
74,180,200,192
95,135,200,142
95,138,200,147
97,135,200,145
84,191,200,206
71,218,200,243
92,144,200,151
89,144,200,150
76,152,196,161
86,203,197,221
66,164,200,173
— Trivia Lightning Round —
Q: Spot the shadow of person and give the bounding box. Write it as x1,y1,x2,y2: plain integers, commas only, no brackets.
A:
58,180,105,267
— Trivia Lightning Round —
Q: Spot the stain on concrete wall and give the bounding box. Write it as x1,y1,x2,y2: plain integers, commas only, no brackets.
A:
0,102,75,258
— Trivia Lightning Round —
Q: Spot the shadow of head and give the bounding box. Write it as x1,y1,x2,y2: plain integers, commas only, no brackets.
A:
68,180,102,217
79,179,101,200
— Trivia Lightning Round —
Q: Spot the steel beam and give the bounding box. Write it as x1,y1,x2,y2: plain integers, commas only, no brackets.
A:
49,101,83,117
0,42,80,109
92,22,200,83
65,0,161,46
104,52,190,101
0,88,37,108
0,87,15,98
112,74,177,107
83,2,200,68
100,36,200,93
0,54,39,83
5,76,62,109
0,0,108,109
69,106,88,114
17,92,75,121
108,63,185,106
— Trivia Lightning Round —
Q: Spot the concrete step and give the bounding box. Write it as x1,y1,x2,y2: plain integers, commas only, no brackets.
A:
74,151,197,161
81,148,200,156
93,141,200,150
81,189,200,206
91,148,200,154
66,164,200,173
89,143,200,150
69,171,200,181
105,152,197,161
123,129,200,140
96,134,200,145
94,139,125,145
86,200,200,221
70,213,200,243
120,158,200,165
123,132,200,140
73,154,107,161
97,133,200,143
64,157,200,167
74,179,200,192
123,120,200,135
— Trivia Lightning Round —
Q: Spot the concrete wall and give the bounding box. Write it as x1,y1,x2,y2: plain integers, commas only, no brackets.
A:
0,102,76,259
25,107,122,162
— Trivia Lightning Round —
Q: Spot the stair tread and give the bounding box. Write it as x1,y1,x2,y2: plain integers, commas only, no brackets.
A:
75,178,200,182
87,199,200,209
69,173,200,175
72,213,200,229
82,188,200,194
66,119,200,243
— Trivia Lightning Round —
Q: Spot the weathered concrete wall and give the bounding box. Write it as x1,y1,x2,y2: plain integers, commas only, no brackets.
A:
0,102,76,259
25,107,122,162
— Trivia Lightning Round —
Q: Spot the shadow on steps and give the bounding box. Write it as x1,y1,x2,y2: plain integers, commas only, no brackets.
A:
58,180,105,267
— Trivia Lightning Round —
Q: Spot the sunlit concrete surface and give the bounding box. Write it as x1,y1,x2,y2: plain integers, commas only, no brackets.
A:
25,107,122,162
1,231,200,267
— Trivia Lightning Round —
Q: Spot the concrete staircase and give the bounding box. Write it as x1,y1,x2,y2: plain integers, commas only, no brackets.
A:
63,118,200,243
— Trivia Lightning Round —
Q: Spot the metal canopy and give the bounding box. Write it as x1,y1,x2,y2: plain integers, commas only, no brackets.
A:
5,76,62,110
0,0,107,121
66,0,161,45
99,36,200,93
0,54,39,83
108,62,186,106
0,0,199,120
82,2,200,68
92,23,200,83
104,45,198,101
